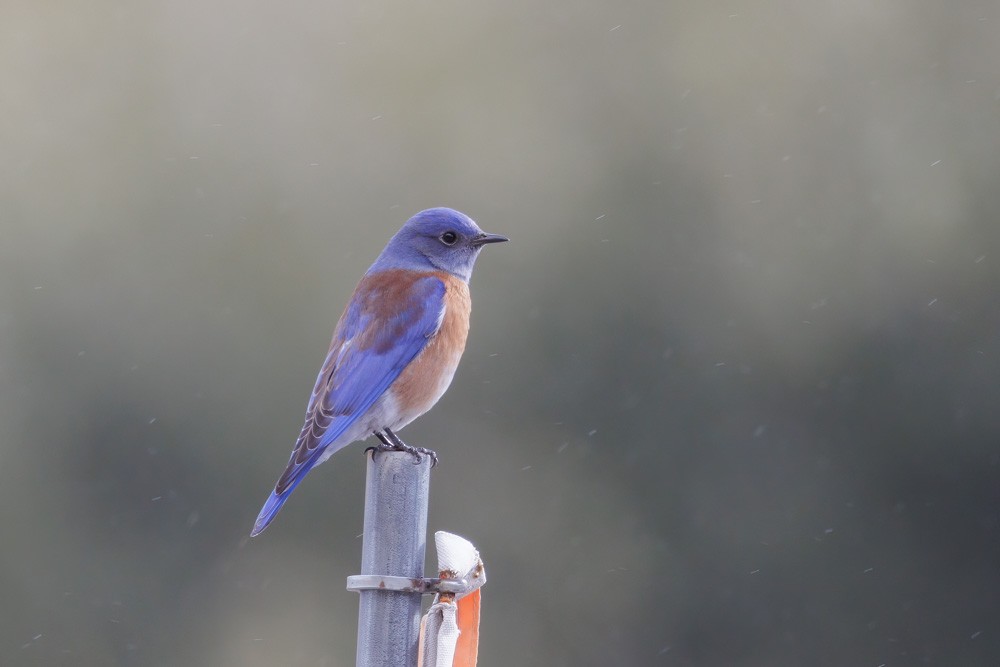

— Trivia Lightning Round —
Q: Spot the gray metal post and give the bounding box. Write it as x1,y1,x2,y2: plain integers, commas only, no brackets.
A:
355,450,431,667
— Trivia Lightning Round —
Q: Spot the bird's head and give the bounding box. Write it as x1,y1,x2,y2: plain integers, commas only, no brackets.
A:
370,208,508,281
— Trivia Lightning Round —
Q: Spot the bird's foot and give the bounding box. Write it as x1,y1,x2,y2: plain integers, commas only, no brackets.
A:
392,441,438,466
366,429,438,466
385,428,437,466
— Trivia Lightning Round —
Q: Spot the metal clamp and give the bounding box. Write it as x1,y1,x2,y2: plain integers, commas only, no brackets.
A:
346,575,466,595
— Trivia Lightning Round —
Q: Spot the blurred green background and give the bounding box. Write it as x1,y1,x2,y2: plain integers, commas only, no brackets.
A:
3,0,1000,665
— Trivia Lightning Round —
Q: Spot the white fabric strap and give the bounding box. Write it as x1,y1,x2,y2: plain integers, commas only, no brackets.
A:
418,532,486,667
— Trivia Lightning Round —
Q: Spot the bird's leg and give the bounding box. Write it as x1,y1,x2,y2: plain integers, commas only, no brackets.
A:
384,427,438,467
364,430,397,457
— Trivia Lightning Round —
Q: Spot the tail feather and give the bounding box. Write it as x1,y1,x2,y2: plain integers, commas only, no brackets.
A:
250,467,313,537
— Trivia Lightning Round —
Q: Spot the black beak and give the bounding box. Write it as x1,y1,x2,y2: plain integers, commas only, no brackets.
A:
471,232,509,247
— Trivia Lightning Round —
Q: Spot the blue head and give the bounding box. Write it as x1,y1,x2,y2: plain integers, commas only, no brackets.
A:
368,207,508,281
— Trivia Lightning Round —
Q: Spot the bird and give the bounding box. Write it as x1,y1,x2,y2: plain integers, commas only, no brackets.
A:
250,207,507,537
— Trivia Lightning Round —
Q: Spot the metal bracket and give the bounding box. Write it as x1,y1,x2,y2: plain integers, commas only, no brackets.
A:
346,574,466,595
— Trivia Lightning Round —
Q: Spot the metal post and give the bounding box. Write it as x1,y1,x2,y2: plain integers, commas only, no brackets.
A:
355,450,431,667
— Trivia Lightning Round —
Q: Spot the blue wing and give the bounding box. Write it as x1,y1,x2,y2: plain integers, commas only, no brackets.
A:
251,271,446,536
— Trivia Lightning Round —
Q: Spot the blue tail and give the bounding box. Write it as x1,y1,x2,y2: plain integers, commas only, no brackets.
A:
250,471,311,537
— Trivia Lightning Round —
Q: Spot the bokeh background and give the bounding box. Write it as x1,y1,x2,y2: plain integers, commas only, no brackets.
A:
3,0,1000,665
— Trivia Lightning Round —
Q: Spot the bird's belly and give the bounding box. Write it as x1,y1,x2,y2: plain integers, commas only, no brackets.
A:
386,278,470,429
387,329,465,428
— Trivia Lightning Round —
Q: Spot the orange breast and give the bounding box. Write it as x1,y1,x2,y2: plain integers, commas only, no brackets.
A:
390,273,471,422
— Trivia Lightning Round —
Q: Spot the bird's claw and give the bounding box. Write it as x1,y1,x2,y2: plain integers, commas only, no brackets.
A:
410,446,438,467
364,440,400,457
388,440,438,466
367,433,438,466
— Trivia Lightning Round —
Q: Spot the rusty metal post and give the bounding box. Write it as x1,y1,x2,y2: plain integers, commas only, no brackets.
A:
354,450,431,667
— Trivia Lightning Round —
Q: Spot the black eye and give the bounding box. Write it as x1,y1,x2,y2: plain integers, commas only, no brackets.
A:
439,231,458,246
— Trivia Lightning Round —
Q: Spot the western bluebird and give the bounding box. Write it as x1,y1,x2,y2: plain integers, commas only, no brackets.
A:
251,207,507,536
